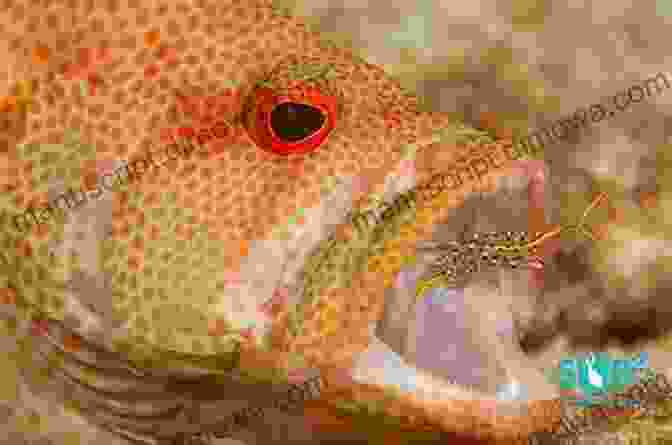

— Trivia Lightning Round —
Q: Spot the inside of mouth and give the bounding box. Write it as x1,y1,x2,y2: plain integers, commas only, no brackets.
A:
370,261,513,399
344,171,561,405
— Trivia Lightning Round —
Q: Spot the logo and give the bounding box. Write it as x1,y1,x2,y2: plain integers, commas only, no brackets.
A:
546,352,649,407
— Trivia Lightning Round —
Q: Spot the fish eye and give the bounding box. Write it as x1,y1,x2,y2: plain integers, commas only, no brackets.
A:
270,102,326,143
242,58,341,156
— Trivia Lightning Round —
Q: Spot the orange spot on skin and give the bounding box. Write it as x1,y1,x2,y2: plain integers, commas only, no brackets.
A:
149,224,161,242
130,236,144,252
62,47,108,85
495,126,514,140
144,64,160,79
95,47,111,63
77,47,94,69
5,96,17,110
82,171,98,192
203,95,220,112
144,30,161,47
127,256,140,271
17,240,33,259
477,111,497,130
13,193,25,208
0,288,16,305
0,97,15,112
211,95,230,115
86,74,101,96
608,205,623,224
638,190,658,210
287,160,303,177
334,223,353,242
63,334,82,351
34,223,49,239
477,111,514,139
157,45,177,63
177,126,195,138
159,127,176,143
209,140,229,157
32,45,50,63
591,223,609,240
177,95,202,119
239,240,249,257
63,63,83,80
207,318,227,336
384,112,402,128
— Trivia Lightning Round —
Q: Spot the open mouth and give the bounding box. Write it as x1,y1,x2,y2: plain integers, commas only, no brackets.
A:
268,127,566,433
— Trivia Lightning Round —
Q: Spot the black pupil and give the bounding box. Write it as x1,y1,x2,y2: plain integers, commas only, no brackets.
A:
270,102,325,142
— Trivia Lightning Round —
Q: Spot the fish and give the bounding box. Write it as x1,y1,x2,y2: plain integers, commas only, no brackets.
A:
0,1,567,444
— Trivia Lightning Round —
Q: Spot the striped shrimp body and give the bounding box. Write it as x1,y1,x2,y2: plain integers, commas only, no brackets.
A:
415,231,542,300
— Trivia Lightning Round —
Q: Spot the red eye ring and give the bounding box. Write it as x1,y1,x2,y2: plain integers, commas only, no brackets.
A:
243,83,339,156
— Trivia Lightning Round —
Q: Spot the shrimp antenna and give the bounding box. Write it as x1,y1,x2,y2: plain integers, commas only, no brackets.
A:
522,191,610,249
570,191,610,242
